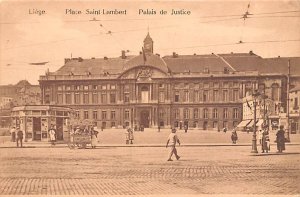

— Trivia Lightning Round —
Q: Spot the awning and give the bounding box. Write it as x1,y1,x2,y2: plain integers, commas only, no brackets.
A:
256,119,264,127
246,119,263,128
247,119,258,127
237,120,252,128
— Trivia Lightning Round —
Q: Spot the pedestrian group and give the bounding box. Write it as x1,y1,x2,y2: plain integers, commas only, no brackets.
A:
8,123,287,156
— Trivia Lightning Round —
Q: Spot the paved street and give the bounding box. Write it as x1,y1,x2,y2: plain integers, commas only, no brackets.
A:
2,128,300,146
0,140,299,195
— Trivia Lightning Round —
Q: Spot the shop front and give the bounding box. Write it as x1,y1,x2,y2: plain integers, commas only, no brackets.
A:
11,105,71,142
290,114,300,134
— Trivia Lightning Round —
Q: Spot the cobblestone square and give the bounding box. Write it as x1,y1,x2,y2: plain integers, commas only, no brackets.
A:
0,135,299,196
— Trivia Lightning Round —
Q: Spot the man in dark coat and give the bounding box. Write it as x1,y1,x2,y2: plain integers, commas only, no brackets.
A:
276,125,286,153
184,124,188,133
16,127,23,148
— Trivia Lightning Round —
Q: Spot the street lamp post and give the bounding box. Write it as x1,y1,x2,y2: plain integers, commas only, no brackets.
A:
286,60,291,142
157,85,160,132
251,90,260,153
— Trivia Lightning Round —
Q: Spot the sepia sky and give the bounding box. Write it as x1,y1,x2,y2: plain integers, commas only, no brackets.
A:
0,0,299,85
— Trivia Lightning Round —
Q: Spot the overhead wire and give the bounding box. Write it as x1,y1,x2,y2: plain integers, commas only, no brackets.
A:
0,6,299,63
158,39,300,51
1,10,299,25
251,10,300,15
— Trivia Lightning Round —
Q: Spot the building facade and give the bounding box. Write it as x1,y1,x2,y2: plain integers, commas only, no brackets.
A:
0,80,41,128
39,33,300,131
290,85,300,133
11,105,71,141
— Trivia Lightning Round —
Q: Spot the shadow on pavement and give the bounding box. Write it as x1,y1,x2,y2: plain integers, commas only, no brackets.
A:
251,152,300,156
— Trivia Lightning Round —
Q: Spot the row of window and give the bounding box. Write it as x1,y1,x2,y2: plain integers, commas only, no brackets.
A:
48,82,242,92
57,92,118,104
75,108,239,121
54,84,117,91
55,90,240,104
174,120,238,129
174,89,240,102
89,120,238,129
174,108,239,119
174,82,240,89
76,110,131,120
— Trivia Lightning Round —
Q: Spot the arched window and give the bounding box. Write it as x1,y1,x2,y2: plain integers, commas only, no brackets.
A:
213,108,218,119
184,108,189,119
258,83,265,94
271,83,279,101
141,86,149,103
203,108,208,119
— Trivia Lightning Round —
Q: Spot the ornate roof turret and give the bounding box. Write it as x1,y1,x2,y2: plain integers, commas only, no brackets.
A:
144,32,153,42
143,32,153,54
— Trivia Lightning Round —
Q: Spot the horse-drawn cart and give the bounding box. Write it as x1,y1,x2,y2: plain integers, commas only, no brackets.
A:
67,118,93,149
68,133,91,149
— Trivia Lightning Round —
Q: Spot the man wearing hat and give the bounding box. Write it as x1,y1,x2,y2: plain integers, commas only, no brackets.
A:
166,128,181,161
16,127,23,148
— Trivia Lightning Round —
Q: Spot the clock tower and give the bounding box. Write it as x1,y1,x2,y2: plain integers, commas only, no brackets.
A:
143,32,153,54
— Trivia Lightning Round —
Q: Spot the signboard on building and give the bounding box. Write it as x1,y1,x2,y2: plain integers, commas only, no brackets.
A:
279,113,288,129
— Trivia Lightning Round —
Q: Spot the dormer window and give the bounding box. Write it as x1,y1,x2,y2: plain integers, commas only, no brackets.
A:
204,67,209,73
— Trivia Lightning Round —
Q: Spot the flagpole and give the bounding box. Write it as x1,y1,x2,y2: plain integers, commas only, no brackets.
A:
286,60,291,142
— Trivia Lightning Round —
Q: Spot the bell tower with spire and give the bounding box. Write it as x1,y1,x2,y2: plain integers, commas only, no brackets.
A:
143,32,153,54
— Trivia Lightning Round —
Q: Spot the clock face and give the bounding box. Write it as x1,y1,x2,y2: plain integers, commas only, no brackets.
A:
145,43,151,49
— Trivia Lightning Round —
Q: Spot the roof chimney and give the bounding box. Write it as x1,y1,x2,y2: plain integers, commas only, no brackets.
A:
224,67,229,74
249,50,254,55
121,50,126,59
64,58,71,64
172,52,178,58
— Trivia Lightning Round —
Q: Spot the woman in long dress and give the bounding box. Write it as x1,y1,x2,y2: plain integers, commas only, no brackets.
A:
49,125,56,146
90,127,98,149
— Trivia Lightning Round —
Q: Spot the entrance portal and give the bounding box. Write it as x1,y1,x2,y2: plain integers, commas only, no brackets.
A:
33,117,41,140
140,110,150,128
56,117,64,140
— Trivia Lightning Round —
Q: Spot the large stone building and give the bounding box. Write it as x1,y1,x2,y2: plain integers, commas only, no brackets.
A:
0,80,41,128
39,33,300,130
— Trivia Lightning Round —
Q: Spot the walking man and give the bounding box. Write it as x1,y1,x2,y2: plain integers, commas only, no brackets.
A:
184,124,188,133
166,128,181,161
276,125,286,153
16,127,23,148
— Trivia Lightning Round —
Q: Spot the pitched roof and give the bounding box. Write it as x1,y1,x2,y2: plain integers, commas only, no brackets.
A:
51,52,300,76
54,57,133,75
218,53,263,72
124,53,169,73
15,80,31,86
260,57,300,75
217,53,300,75
162,54,233,73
